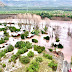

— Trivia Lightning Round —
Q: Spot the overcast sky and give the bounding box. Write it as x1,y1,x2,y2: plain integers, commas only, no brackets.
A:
0,0,72,7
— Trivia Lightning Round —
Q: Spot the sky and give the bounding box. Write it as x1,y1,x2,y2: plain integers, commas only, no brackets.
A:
0,0,72,7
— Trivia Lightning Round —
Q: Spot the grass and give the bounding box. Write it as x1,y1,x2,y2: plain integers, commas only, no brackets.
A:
13,51,56,72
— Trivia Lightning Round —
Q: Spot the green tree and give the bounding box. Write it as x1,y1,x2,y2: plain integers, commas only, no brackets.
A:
24,31,29,38
44,26,48,33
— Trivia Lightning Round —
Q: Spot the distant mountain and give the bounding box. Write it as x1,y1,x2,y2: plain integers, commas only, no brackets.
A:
0,1,5,7
1,0,72,7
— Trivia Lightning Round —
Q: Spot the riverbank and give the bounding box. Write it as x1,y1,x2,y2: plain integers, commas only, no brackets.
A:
0,14,72,21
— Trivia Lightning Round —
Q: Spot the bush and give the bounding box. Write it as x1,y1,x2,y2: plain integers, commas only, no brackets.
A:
0,28,5,31
71,56,72,65
0,52,5,58
21,34,25,39
3,49,8,53
22,47,28,53
27,51,34,57
49,49,53,52
34,29,40,35
25,41,32,49
24,31,29,37
15,41,25,49
44,26,48,32
34,45,45,53
0,38,5,44
15,41,32,49
9,27,20,32
27,61,39,72
58,44,63,49
0,68,2,72
4,30,9,37
32,39,38,43
11,54,18,61
48,61,57,71
7,45,14,52
31,31,35,34
0,24,2,25
18,49,24,54
2,64,6,68
43,53,52,60
8,59,11,62
44,36,50,40
35,57,42,62
56,38,60,42
4,37,9,40
19,56,30,64
38,49,42,53
41,30,45,34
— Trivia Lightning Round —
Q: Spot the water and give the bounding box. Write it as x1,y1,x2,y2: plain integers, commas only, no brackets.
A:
0,19,72,62
50,20,72,62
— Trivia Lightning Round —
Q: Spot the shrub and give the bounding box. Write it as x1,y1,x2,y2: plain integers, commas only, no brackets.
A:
38,49,42,53
7,45,14,52
0,28,5,31
25,41,32,49
15,41,25,49
15,41,32,49
32,39,38,43
71,56,72,65
41,30,45,34
0,68,2,72
4,37,9,40
34,45,45,53
11,54,18,61
58,44,63,49
21,34,25,39
18,49,24,54
0,38,5,44
2,64,6,68
0,24,2,25
24,31,29,37
0,52,5,58
56,38,60,42
31,31,35,34
4,30,9,37
34,29,40,35
8,59,11,62
35,57,42,62
9,27,20,32
19,56,30,64
44,36,50,40
48,61,57,71
23,30,26,32
49,49,53,52
27,61,39,72
27,51,34,57
22,47,28,53
3,49,8,53
44,26,48,32
43,53,52,60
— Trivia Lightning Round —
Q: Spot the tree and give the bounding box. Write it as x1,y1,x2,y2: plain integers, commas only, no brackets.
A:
27,51,34,57
24,31,29,38
44,26,48,33
7,45,14,52
19,56,30,64
21,34,25,39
